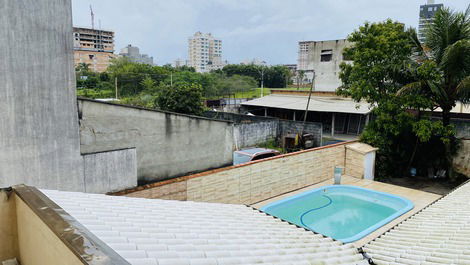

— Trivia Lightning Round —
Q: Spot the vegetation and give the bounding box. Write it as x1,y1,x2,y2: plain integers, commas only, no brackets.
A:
76,58,292,115
339,6,469,180
155,83,205,115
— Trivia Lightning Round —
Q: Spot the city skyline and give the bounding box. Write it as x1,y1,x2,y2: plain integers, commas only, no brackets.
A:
71,0,469,66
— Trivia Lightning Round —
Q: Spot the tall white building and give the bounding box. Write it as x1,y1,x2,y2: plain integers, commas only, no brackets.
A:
418,0,443,43
188,32,225,72
297,39,352,92
119,44,154,65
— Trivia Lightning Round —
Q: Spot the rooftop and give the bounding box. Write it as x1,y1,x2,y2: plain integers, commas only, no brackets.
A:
42,189,369,265
241,94,373,115
364,180,470,265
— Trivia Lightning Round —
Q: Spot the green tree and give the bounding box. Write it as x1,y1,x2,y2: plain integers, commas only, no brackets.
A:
154,83,205,115
339,19,458,179
213,74,257,97
400,6,470,126
221,64,290,88
338,20,415,104
140,76,157,92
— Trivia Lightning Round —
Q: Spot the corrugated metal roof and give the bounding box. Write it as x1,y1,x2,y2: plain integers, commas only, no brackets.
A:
241,94,373,115
42,189,368,265
364,181,470,265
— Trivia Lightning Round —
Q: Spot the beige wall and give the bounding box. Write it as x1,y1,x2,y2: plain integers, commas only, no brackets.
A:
345,148,365,178
15,197,83,265
122,142,374,204
0,191,18,262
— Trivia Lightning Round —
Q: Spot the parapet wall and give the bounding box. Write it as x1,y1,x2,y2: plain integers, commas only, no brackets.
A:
79,99,235,183
115,141,376,205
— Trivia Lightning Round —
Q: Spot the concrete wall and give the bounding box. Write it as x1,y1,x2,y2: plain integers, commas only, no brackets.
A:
279,120,323,146
79,99,234,183
0,0,85,191
117,141,374,205
297,40,352,92
83,148,137,193
454,139,470,177
454,119,470,139
234,121,278,149
204,111,322,149
0,0,138,193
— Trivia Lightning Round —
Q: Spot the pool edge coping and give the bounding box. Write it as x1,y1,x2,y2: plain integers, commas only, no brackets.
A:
259,184,415,244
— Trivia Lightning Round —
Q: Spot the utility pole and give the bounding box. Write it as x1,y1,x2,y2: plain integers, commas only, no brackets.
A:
301,70,315,136
260,68,264,98
114,77,118,99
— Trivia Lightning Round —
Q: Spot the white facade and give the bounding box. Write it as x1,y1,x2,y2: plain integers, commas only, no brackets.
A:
173,58,188,67
297,39,352,92
188,32,225,72
241,58,266,66
119,44,154,65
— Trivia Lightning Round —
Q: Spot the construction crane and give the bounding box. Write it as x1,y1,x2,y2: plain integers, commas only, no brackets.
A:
90,5,95,29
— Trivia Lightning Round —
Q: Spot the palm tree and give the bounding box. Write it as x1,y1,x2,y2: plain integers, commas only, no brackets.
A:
402,5,470,126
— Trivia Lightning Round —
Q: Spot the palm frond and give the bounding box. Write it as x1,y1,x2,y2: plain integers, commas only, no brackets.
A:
397,81,424,96
456,76,470,103
427,80,449,102
441,40,470,79
408,28,428,61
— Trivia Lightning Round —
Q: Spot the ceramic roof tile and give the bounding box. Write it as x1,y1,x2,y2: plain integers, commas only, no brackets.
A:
364,181,470,265
41,189,367,265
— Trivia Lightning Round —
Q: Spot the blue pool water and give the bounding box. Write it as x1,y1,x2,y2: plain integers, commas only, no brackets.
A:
261,185,413,243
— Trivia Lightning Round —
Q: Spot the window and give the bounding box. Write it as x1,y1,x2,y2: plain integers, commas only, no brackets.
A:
428,7,433,11
320,49,333,62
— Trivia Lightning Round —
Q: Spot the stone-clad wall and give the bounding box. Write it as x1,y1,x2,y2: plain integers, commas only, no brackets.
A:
118,141,375,205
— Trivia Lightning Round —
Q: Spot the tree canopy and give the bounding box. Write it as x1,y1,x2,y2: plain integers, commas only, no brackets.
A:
339,16,465,179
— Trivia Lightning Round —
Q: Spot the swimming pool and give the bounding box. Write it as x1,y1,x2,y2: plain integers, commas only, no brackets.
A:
260,185,414,243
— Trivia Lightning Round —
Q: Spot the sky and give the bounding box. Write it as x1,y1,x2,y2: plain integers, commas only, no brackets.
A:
72,0,469,66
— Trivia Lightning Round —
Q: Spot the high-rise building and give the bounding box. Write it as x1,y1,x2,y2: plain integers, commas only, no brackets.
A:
173,58,188,68
188,32,225,72
119,44,154,65
418,0,444,43
297,39,352,92
73,26,116,72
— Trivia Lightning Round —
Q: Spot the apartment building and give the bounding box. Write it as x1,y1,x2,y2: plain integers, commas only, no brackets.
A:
119,44,154,65
418,0,443,43
73,27,116,72
297,39,352,92
188,32,225,72
173,58,188,67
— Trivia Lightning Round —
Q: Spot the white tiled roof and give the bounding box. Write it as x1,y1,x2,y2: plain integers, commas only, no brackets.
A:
364,181,470,265
42,190,368,265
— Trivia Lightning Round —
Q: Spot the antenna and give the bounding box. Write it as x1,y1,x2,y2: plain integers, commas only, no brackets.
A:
90,5,95,29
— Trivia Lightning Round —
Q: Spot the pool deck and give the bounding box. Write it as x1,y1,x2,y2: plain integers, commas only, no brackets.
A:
251,176,442,248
